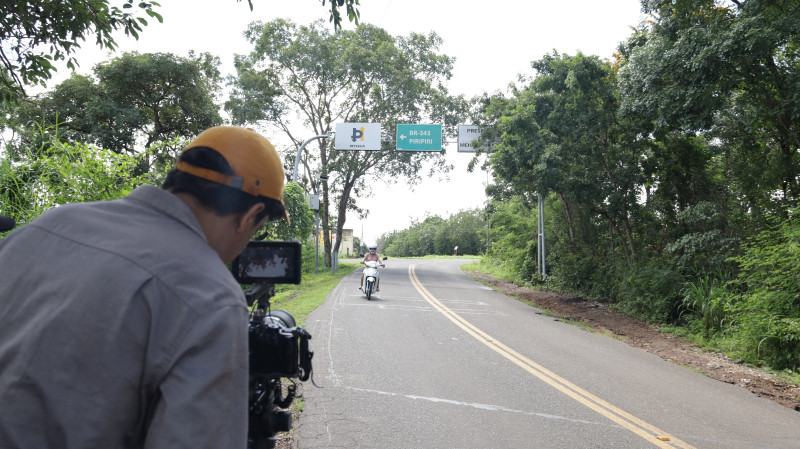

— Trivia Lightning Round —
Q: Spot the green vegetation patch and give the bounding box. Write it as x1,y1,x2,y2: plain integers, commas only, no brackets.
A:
257,262,359,327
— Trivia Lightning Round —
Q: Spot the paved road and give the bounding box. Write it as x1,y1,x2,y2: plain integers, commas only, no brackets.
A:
294,258,800,448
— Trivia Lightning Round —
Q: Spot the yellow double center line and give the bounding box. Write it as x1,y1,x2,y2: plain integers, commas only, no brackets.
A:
409,264,696,449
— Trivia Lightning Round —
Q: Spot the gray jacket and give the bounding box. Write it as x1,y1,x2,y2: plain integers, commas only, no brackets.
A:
0,186,248,449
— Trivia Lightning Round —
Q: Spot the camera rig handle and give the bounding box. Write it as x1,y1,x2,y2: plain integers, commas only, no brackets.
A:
297,327,313,382
244,282,275,308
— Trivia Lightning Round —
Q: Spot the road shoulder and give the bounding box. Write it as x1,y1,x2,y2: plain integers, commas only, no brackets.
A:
463,268,800,412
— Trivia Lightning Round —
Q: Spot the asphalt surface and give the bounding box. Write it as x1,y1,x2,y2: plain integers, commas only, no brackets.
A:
294,258,800,449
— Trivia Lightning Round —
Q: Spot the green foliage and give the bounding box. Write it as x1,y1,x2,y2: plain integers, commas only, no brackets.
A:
300,236,323,275
620,0,800,204
727,212,800,370
547,249,612,299
258,182,315,242
730,310,800,371
320,0,361,30
731,213,800,301
0,127,147,230
485,195,538,280
482,52,643,266
665,202,740,276
378,209,486,257
0,0,163,103
8,52,223,156
679,274,729,338
613,261,684,323
464,258,520,285
640,134,720,225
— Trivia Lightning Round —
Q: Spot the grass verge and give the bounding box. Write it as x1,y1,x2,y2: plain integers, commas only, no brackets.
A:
461,259,515,283
250,262,360,327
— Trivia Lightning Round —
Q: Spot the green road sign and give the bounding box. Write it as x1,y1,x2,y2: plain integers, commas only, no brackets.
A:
396,124,442,152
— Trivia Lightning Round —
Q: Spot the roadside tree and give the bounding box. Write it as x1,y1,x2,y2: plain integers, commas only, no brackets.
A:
480,52,643,266
0,0,161,103
8,52,223,167
0,0,361,105
618,0,800,211
227,19,467,266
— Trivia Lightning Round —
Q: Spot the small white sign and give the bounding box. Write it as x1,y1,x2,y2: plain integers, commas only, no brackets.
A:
335,123,382,151
457,125,483,153
307,194,319,211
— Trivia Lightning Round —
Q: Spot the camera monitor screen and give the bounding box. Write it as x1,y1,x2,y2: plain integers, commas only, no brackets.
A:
232,241,302,284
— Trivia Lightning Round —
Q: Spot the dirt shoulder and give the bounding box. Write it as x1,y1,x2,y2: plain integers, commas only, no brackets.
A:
464,269,800,412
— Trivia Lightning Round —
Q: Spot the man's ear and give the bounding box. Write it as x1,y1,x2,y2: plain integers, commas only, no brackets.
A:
236,202,266,234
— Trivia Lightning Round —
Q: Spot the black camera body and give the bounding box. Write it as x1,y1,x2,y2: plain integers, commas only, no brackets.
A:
249,308,312,379
232,241,314,449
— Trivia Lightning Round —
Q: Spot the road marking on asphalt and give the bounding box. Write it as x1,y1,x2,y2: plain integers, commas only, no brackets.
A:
409,264,696,449
345,386,616,427
345,301,508,316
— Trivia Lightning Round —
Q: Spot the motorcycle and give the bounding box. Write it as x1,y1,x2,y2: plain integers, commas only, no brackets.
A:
361,260,382,300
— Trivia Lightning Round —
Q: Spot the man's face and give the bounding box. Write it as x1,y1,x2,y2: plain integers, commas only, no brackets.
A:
224,214,270,264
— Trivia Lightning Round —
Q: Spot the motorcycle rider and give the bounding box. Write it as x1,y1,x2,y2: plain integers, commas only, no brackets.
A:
359,244,385,291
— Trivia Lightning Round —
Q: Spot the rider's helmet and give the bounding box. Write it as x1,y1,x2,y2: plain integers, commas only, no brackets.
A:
368,244,377,254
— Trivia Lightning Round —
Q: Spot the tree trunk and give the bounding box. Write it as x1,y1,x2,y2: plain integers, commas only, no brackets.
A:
333,178,356,255
321,180,331,268
622,216,636,263
319,142,331,268
599,209,633,266
557,192,576,245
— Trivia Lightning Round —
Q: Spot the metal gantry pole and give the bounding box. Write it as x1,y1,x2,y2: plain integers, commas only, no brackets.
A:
292,133,331,183
538,193,546,279
315,212,320,274
293,135,329,274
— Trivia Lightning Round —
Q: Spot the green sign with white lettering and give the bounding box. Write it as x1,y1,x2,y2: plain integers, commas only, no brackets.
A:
396,124,443,152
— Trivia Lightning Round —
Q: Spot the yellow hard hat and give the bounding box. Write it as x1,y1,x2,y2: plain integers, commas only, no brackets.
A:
177,126,288,221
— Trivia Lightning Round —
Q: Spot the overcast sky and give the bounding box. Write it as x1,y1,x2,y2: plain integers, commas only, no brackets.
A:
60,0,646,245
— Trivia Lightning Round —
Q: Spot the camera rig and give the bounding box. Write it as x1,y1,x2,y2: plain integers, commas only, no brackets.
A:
245,281,314,449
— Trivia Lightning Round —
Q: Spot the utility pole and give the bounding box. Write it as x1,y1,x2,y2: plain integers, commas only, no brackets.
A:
292,132,331,274
537,193,546,280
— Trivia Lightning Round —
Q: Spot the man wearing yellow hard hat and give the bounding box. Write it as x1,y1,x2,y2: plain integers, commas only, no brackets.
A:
0,126,285,448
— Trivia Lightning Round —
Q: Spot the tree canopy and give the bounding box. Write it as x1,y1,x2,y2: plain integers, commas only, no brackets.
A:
378,209,487,257
619,0,800,207
227,19,467,265
469,0,800,369
0,0,361,105
8,52,223,160
0,0,162,103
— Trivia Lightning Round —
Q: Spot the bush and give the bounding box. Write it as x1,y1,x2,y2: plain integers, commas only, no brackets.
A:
680,274,729,337
486,196,538,280
301,238,322,275
729,301,800,370
665,202,739,276
547,250,615,298
1,137,147,230
613,261,684,323
727,212,800,370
